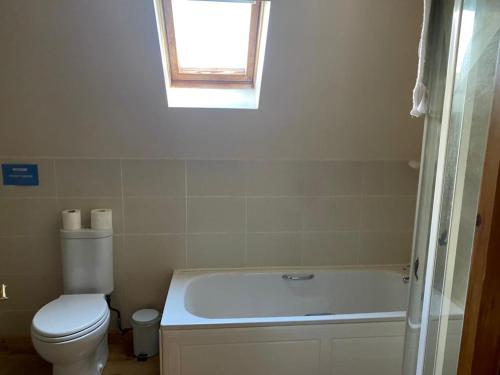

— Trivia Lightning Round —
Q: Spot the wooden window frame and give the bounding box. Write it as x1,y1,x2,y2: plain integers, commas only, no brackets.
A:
162,0,261,88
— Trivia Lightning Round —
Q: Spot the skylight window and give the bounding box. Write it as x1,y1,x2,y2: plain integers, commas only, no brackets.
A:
164,0,261,87
154,0,270,108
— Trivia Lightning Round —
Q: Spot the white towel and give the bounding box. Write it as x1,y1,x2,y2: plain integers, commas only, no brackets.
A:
411,0,432,117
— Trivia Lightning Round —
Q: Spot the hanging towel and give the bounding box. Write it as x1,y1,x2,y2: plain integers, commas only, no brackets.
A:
411,0,432,117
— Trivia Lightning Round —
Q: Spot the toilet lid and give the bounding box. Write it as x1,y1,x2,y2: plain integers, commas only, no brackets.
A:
32,294,108,338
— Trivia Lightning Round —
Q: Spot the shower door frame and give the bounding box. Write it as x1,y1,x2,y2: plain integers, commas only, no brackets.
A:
406,0,500,373
412,0,464,372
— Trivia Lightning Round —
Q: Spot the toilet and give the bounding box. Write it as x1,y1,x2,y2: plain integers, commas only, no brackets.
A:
31,228,114,375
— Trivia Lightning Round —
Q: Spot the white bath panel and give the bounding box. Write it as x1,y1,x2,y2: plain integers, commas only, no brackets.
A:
180,340,321,375
161,323,407,375
330,336,404,375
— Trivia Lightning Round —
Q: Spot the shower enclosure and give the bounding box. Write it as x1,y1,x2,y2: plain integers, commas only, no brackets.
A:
402,0,500,374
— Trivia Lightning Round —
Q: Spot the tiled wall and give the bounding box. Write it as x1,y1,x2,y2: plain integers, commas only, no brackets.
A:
0,158,418,335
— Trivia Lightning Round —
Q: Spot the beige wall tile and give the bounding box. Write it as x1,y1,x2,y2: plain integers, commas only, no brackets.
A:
124,197,185,233
358,232,412,264
55,159,121,197
301,161,363,196
0,236,60,274
187,233,245,268
362,161,419,195
0,157,421,336
122,159,185,196
360,196,416,232
246,197,302,232
0,198,58,236
0,274,62,311
117,234,185,273
0,310,36,336
0,159,56,197
301,232,359,266
187,197,245,233
58,197,123,233
113,271,171,327
187,160,245,196
246,233,301,266
303,197,361,231
245,161,302,196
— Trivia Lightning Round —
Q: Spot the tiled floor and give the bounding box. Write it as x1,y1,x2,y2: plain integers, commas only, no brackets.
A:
0,332,159,375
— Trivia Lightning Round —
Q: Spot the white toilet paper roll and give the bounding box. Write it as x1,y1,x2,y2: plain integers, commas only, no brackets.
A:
91,208,113,230
61,209,81,230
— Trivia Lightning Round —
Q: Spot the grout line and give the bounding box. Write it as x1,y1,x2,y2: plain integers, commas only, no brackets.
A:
52,195,123,200
0,230,415,239
244,192,248,265
0,194,418,200
184,160,188,267
300,193,305,266
120,195,186,199
299,162,305,266
119,160,126,238
224,194,416,198
355,231,362,265
357,163,366,265
0,196,123,200
52,159,59,201
53,160,61,229
0,156,422,162
0,234,65,239
0,196,58,200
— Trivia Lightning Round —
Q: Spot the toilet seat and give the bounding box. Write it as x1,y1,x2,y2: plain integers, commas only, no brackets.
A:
32,294,109,343
32,309,109,344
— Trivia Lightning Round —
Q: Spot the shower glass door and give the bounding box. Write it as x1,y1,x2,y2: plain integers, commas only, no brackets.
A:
403,0,500,374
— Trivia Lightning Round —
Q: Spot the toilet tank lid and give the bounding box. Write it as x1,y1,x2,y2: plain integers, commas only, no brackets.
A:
60,228,112,239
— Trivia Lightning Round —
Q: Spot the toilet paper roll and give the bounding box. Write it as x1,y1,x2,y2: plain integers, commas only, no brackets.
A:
91,208,113,230
61,209,81,230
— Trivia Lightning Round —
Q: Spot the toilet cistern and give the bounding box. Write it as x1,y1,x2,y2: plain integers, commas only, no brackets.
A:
31,209,114,375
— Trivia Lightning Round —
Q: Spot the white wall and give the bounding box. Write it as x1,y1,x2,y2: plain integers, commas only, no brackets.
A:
0,0,423,160
0,0,424,335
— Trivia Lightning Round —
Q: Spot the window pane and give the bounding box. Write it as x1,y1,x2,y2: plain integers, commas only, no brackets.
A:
171,0,253,72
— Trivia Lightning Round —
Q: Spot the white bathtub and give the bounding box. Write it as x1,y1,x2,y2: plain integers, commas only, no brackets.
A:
162,267,409,328
160,266,417,375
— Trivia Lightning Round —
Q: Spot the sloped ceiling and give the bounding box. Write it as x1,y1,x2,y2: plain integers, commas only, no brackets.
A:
0,0,423,160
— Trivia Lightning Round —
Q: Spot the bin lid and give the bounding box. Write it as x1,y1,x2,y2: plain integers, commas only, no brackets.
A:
131,309,161,326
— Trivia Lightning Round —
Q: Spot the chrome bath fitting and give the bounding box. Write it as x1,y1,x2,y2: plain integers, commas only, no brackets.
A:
282,274,314,281
0,284,8,300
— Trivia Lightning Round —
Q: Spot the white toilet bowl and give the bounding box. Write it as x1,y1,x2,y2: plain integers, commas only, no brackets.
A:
31,294,110,375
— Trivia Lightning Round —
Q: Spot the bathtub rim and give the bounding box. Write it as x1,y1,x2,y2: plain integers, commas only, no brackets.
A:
161,265,464,330
161,265,414,329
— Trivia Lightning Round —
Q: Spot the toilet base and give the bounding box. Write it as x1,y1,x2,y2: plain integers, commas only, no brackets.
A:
53,334,108,375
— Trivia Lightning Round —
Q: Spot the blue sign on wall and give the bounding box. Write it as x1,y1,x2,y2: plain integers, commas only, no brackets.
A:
2,164,39,186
